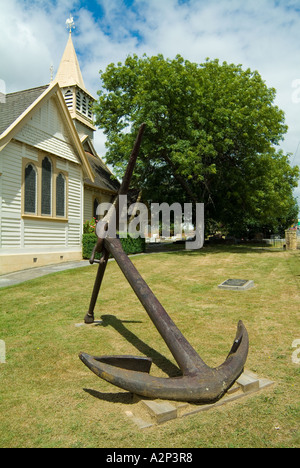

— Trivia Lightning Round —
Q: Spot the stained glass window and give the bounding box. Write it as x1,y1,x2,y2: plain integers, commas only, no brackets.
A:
56,173,65,217
41,157,52,215
24,164,36,214
93,198,99,219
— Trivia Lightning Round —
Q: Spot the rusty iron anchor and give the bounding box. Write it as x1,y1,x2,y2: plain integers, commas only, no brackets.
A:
79,124,249,403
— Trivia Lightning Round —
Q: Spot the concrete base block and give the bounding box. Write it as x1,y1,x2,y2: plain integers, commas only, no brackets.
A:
141,400,177,424
125,369,274,429
237,370,260,393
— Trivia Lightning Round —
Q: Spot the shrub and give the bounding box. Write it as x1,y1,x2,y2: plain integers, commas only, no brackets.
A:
82,233,146,260
83,218,97,234
82,233,101,260
119,235,146,255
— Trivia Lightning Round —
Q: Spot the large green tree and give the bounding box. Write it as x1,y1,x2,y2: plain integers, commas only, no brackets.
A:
94,54,299,236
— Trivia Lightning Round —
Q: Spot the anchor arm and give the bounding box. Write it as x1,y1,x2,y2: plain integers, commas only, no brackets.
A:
79,320,248,402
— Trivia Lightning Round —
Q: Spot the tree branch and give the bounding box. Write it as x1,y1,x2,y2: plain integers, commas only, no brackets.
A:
160,152,199,205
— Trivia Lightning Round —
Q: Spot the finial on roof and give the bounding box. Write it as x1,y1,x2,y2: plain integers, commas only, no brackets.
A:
66,15,75,34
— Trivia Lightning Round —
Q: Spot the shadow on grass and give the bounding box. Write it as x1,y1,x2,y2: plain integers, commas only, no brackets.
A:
83,388,134,404
100,314,181,378
83,314,182,404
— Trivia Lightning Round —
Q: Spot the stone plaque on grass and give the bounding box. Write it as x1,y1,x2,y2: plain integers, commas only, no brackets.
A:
218,279,255,291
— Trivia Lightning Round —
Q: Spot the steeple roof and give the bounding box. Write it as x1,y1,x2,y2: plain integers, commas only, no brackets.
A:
54,32,86,91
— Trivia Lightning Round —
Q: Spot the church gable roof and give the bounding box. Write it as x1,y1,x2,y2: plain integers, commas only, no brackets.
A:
0,30,119,194
0,83,94,182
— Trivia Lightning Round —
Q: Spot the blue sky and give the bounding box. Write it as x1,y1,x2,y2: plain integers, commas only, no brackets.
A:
1,0,300,204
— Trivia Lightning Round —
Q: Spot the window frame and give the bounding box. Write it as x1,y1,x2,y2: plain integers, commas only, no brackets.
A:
24,163,37,215
22,153,68,221
93,197,99,219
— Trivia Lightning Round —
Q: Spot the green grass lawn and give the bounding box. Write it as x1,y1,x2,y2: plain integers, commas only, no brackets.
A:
0,245,299,448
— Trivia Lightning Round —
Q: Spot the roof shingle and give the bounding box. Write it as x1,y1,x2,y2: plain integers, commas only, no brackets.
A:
0,85,48,135
84,152,120,193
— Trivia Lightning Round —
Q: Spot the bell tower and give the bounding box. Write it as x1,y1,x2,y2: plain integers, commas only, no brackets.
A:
54,16,96,140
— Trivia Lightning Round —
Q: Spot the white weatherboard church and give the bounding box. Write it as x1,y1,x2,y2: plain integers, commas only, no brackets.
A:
0,21,119,275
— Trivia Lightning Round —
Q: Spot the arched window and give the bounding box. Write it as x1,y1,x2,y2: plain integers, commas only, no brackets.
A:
93,198,99,219
24,164,37,214
56,173,66,217
41,157,52,215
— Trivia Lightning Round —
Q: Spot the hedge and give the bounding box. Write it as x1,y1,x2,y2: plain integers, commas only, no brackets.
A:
82,233,146,260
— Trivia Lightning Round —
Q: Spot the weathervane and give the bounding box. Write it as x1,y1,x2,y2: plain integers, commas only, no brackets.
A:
66,15,75,33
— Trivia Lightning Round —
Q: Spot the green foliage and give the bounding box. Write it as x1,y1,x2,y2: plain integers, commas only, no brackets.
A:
119,234,146,255
82,233,101,260
82,233,145,259
83,218,97,234
94,54,299,237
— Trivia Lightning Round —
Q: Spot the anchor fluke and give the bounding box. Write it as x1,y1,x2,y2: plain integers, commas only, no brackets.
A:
81,354,153,374
79,321,248,403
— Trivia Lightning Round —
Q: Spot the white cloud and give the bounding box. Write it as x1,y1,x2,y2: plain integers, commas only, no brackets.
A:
0,0,80,90
0,0,300,207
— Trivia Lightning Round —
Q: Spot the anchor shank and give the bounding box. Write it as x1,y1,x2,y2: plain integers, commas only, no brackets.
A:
115,123,146,231
104,237,209,375
118,123,146,196
96,123,146,239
